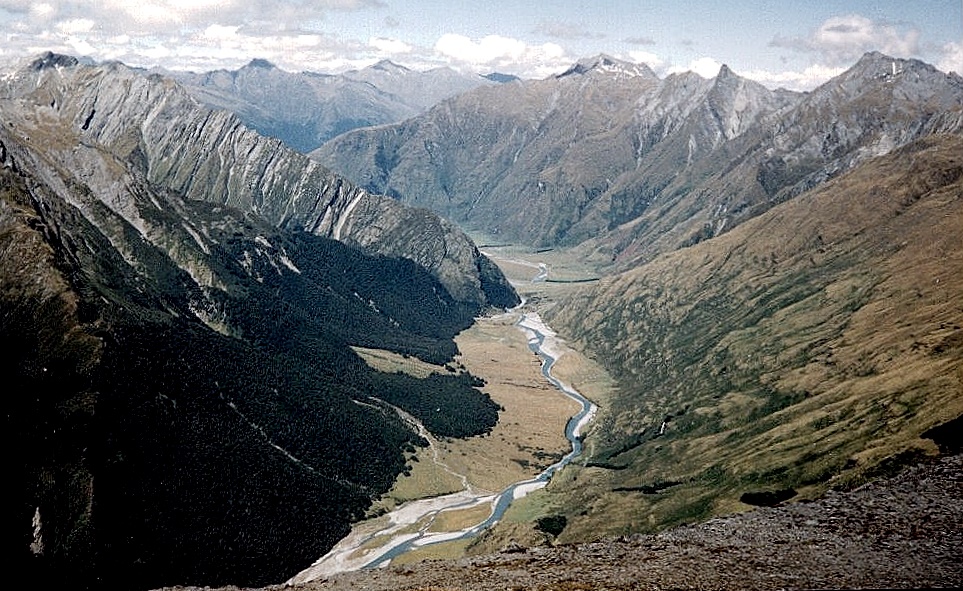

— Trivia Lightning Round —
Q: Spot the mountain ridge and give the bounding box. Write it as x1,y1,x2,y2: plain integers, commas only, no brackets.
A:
1,52,516,309
313,52,963,259
536,132,963,542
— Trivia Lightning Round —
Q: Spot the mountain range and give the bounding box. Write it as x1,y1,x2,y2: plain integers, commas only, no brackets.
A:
2,47,961,591
314,52,963,264
170,58,495,153
308,48,962,559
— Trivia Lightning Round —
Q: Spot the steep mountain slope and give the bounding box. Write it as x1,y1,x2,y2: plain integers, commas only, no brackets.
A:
172,58,491,153
313,54,668,245
597,52,963,269
5,52,515,310
314,53,963,258
538,133,963,540
1,53,513,591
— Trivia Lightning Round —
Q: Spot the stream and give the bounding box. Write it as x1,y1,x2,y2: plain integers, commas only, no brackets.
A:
287,308,596,584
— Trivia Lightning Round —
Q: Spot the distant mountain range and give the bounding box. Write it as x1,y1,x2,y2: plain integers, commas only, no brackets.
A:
169,58,497,153
1,52,515,590
314,52,963,263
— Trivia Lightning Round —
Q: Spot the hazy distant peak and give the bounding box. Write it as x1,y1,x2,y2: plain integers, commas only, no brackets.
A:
369,59,410,74
557,53,656,79
483,72,520,84
245,58,276,69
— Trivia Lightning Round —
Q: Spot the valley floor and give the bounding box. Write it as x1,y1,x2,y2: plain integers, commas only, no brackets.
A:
161,451,961,591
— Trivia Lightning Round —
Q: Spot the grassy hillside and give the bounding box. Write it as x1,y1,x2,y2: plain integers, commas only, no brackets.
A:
541,134,963,540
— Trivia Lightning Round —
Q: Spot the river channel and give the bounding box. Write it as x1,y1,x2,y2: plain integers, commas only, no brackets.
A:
287,307,597,584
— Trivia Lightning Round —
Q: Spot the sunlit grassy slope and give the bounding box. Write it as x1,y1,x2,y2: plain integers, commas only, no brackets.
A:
542,134,963,541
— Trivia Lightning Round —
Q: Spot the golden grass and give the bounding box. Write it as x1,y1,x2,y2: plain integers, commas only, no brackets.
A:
352,243,619,564
367,293,587,509
352,346,447,378
428,503,494,533
440,313,580,492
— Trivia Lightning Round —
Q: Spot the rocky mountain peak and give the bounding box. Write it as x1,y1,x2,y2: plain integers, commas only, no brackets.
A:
803,50,963,120
557,53,656,79
851,50,906,76
825,50,961,93
715,63,735,81
28,51,79,71
706,62,785,105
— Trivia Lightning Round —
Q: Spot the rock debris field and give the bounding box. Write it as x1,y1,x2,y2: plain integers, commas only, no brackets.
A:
166,453,962,591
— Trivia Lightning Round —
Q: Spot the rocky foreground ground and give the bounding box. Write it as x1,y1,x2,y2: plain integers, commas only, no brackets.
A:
164,453,962,591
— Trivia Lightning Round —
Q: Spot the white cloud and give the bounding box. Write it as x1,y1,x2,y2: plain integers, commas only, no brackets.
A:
434,33,568,77
533,20,604,41
202,24,240,42
668,56,722,79
627,50,663,70
0,0,392,73
771,14,921,66
938,41,963,76
369,36,412,56
56,17,94,34
742,63,847,91
435,34,525,64
31,2,56,19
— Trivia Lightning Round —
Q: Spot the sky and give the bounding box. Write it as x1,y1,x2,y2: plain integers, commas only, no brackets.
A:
0,1,961,90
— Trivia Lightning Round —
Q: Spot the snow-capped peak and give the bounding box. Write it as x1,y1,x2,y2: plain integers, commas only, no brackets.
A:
557,54,655,79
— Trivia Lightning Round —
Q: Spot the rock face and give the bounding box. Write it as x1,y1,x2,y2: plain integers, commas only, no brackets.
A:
314,52,963,261
171,58,493,153
0,52,513,591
